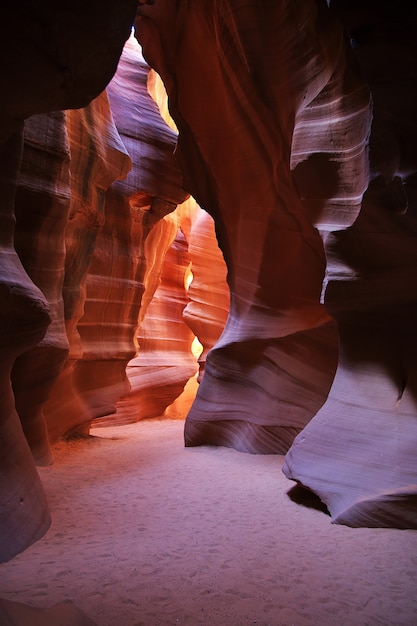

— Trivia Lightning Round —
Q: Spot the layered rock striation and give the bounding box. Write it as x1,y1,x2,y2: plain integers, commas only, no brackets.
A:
113,216,198,425
182,204,230,383
0,2,140,563
0,128,52,563
12,112,71,467
1,0,416,567
46,33,188,436
44,90,133,440
74,33,188,428
283,0,417,528
136,0,370,453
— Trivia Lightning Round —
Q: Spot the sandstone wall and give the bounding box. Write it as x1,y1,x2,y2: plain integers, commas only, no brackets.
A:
283,0,417,528
0,0,137,563
137,0,417,526
136,0,370,453
1,1,416,567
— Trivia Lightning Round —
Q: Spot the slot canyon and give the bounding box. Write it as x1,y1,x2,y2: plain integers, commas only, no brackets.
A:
0,1,416,624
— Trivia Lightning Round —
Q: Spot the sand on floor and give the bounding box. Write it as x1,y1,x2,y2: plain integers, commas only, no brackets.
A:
0,419,416,626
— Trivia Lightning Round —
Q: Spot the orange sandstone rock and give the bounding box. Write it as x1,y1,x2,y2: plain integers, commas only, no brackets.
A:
137,0,369,452
69,33,188,428
0,1,136,561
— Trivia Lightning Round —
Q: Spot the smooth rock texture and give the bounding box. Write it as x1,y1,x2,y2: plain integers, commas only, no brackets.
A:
0,598,96,626
136,0,370,453
0,3,136,562
44,90,132,440
112,217,197,426
182,203,230,382
12,112,71,466
0,0,416,568
283,0,417,528
72,33,187,428
0,129,52,563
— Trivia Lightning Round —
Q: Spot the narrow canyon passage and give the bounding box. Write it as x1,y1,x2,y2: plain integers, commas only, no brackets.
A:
1,420,416,626
2,2,417,568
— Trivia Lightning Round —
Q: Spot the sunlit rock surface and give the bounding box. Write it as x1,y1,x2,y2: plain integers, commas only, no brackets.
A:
137,0,370,453
75,33,187,428
283,1,417,528
44,91,132,439
1,0,416,567
111,216,197,425
182,203,229,382
12,112,71,466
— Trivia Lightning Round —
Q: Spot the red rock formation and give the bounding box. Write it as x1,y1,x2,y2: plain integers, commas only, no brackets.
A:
182,203,230,382
136,0,370,453
65,33,187,428
114,197,228,425
0,1,136,562
0,129,51,563
283,1,417,528
1,1,415,566
12,112,71,466
44,91,132,440
112,216,197,425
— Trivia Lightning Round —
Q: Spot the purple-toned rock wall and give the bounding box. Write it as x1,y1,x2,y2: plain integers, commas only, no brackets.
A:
1,1,416,566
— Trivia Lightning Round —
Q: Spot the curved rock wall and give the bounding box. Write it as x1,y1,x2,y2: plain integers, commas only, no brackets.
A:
0,128,52,563
1,0,416,565
12,112,71,467
46,33,188,436
0,1,141,563
113,214,198,426
136,0,370,453
72,33,187,428
137,0,417,527
283,0,417,528
44,90,132,440
183,203,230,383
0,1,137,142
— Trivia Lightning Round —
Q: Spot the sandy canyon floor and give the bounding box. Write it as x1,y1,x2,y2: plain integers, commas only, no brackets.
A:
0,419,416,625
